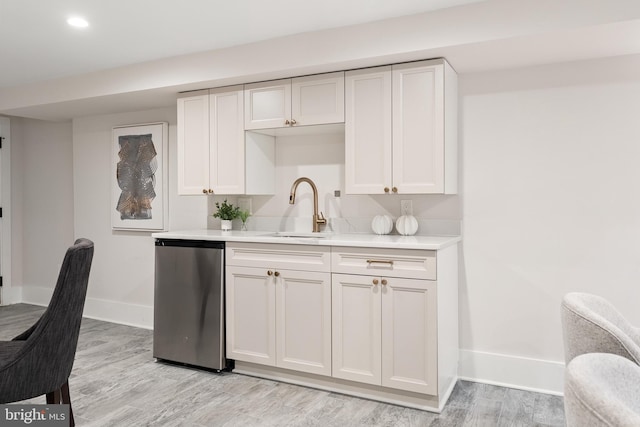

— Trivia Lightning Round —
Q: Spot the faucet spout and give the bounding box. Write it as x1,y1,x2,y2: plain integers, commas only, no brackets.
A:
289,177,326,233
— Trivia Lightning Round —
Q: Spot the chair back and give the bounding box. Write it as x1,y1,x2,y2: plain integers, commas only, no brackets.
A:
561,292,640,364
4,238,94,401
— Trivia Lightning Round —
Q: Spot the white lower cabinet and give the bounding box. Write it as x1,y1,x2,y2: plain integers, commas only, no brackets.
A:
332,273,437,395
226,266,276,365
381,276,437,394
276,269,331,375
226,243,332,376
331,273,381,385
225,241,458,411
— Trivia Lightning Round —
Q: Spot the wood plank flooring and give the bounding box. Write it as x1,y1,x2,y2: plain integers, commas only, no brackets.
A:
0,304,565,426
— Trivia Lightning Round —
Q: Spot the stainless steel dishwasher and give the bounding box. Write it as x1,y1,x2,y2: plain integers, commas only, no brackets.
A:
153,239,228,371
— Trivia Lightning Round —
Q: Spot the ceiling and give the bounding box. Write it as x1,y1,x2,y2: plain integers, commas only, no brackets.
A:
1,0,640,121
0,0,482,89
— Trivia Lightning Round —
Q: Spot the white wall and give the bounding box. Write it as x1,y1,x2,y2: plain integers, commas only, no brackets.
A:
13,53,640,394
71,106,206,328
209,130,460,235
7,118,75,305
459,54,640,392
0,116,15,304
9,118,24,295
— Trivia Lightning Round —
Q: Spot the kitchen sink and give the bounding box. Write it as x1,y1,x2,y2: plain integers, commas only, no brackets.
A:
269,232,332,239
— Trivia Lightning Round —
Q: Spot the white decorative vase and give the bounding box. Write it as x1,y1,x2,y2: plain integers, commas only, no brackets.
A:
221,220,233,231
395,215,418,236
371,215,393,235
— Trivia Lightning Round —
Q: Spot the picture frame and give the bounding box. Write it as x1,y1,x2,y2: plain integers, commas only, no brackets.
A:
111,122,168,231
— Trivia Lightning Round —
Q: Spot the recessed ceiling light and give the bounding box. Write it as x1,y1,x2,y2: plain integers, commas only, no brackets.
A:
67,17,89,28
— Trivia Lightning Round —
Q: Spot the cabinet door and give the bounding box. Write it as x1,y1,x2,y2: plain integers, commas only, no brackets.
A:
331,273,381,385
392,62,444,194
292,72,344,126
345,67,392,195
381,277,437,395
209,86,245,194
177,90,210,195
276,270,331,376
226,266,276,366
244,79,291,130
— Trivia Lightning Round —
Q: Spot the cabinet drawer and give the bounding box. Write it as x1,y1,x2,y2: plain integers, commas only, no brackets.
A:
226,242,330,272
331,247,436,280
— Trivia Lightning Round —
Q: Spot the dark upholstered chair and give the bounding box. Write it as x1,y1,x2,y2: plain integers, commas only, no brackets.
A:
561,292,640,365
0,238,94,427
565,353,640,426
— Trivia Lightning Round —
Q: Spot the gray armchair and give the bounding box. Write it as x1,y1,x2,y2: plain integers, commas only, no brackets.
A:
560,292,640,364
565,353,640,426
0,238,94,427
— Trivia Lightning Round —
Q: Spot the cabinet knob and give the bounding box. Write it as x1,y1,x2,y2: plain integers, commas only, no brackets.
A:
373,279,379,285
290,119,297,126
202,189,208,194
384,187,390,193
392,187,398,193
267,270,273,276
285,119,291,125
208,189,214,194
381,279,388,286
274,271,280,277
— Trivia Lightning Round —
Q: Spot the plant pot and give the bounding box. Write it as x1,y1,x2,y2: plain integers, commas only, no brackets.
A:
221,220,233,231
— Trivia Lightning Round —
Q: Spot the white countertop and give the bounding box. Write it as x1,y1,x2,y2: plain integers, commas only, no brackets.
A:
152,229,461,251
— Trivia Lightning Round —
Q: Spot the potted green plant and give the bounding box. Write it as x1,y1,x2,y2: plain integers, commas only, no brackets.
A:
212,199,240,231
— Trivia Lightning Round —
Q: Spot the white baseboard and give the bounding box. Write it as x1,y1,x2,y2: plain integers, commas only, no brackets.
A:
19,285,53,307
20,285,153,330
16,286,565,394
1,286,23,305
458,349,564,395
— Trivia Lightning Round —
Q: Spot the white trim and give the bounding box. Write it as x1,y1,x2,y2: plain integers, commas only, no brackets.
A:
234,361,446,412
0,117,11,305
20,285,53,306
458,349,564,395
20,285,153,330
1,286,21,305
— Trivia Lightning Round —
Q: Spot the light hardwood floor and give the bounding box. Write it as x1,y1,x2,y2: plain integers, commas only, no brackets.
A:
0,304,565,426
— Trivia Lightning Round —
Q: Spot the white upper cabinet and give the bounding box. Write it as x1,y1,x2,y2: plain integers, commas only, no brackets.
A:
345,59,457,195
244,79,291,130
209,87,245,195
245,72,344,130
345,66,392,194
291,73,345,126
177,90,210,195
178,86,256,195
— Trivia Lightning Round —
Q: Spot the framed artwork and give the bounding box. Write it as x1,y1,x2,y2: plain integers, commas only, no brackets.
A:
111,122,168,231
